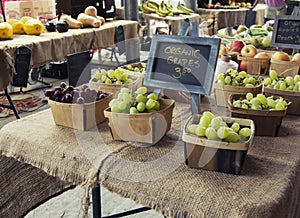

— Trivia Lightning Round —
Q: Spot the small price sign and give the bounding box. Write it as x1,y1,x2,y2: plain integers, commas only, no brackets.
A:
143,35,220,95
272,15,300,49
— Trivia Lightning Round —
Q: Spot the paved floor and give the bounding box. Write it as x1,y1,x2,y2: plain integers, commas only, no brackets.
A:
1,50,165,218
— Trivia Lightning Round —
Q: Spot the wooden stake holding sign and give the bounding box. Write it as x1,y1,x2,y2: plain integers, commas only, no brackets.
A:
143,21,220,114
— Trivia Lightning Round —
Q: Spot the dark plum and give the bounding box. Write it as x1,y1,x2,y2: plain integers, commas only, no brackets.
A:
76,97,85,104
44,89,54,97
65,93,73,103
60,82,67,89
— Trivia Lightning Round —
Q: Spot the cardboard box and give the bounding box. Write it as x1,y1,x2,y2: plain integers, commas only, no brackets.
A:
104,97,175,146
48,93,113,131
4,0,55,20
183,114,255,175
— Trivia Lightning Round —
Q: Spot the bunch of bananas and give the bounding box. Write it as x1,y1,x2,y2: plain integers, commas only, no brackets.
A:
139,1,194,17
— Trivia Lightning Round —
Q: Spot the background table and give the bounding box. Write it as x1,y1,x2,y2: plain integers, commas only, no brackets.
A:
0,20,139,91
0,94,300,218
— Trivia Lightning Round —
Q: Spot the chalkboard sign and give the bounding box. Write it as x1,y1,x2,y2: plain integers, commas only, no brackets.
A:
143,35,220,95
272,15,300,49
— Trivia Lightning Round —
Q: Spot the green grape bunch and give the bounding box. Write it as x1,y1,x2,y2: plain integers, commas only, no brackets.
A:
108,87,161,114
264,70,300,92
122,62,146,74
187,111,253,142
232,92,290,111
91,68,134,85
217,69,261,88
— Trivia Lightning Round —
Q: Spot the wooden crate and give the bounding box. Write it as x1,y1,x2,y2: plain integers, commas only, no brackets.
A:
48,93,113,131
264,87,300,115
104,97,175,146
228,94,287,136
183,114,255,175
89,74,141,98
270,59,299,77
214,82,263,107
237,55,270,75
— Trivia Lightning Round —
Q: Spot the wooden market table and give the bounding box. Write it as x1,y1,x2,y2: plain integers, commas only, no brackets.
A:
0,20,139,91
116,7,200,35
0,94,300,218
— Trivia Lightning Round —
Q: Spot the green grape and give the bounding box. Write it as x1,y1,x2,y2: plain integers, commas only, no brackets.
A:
294,75,300,83
134,67,140,72
269,70,278,81
135,87,147,95
115,80,123,85
218,80,225,85
199,116,210,128
210,117,223,130
218,73,225,82
231,122,240,133
187,124,198,134
224,76,231,85
129,107,139,114
107,70,115,79
146,99,156,110
241,103,249,109
275,102,285,110
105,78,112,84
217,126,230,139
120,87,131,93
202,111,215,122
135,94,147,103
122,93,131,103
109,99,118,108
147,93,158,101
287,85,294,91
246,93,253,101
243,77,251,84
256,94,267,105
124,79,133,84
274,83,281,90
224,131,239,142
136,102,146,112
100,69,107,75
239,127,252,137
249,97,260,106
238,71,247,78
264,77,272,86
279,82,287,90
285,76,294,86
153,101,160,111
232,100,242,108
195,126,206,137
118,101,127,111
251,104,262,110
111,104,121,113
205,127,218,140
101,75,107,83
245,84,254,88
94,72,102,81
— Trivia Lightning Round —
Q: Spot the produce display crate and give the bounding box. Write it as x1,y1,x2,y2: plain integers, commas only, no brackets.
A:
48,93,113,131
214,82,263,107
264,87,300,115
228,94,287,136
118,62,146,87
270,59,300,77
104,97,175,146
183,114,255,175
89,74,141,98
237,55,270,75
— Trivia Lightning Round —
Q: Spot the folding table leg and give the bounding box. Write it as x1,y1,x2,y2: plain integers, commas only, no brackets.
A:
92,185,101,218
3,88,20,119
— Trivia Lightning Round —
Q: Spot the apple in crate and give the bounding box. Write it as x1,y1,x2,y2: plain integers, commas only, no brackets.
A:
229,40,245,53
292,53,300,74
240,45,257,58
254,52,270,70
272,51,290,61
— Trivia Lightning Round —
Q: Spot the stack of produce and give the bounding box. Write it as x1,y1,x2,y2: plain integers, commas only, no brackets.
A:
139,1,194,17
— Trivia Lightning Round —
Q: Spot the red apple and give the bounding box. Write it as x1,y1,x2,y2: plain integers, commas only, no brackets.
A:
239,61,248,71
241,45,258,58
272,51,290,61
254,52,270,69
229,40,245,53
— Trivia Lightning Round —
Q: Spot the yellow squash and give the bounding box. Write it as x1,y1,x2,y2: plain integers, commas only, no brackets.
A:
24,19,44,35
0,22,13,39
7,19,25,34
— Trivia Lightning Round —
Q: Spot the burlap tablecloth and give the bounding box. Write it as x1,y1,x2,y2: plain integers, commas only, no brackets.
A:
0,93,300,218
0,20,139,91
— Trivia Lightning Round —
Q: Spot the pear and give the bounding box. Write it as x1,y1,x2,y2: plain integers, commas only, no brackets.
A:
261,35,272,48
236,25,248,34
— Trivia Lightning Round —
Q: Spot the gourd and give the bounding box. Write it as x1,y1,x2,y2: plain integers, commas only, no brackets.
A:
0,22,13,39
23,19,44,35
56,20,69,32
7,19,25,34
60,14,83,29
77,13,101,28
84,6,105,24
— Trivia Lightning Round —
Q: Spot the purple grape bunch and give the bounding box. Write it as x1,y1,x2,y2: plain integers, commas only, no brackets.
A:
45,82,108,104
